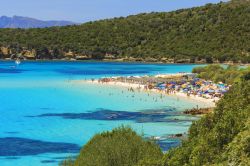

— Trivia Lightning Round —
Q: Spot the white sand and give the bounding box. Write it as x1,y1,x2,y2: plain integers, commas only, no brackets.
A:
75,80,217,108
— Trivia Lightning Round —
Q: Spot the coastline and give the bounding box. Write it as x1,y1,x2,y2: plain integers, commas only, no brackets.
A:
0,59,249,66
75,79,216,108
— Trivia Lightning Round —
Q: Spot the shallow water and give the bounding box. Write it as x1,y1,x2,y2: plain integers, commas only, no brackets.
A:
0,61,206,166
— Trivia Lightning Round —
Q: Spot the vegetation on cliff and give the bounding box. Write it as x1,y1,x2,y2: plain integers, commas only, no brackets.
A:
61,69,250,166
192,64,250,84
0,0,250,63
162,76,250,166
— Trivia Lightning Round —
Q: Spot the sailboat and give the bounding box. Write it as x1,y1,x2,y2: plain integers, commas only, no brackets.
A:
15,58,21,65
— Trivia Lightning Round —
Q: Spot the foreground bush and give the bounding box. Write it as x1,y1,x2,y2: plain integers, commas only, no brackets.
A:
61,127,163,166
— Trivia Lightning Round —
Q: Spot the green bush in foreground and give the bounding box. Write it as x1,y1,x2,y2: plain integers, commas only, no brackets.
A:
61,127,163,166
225,118,250,166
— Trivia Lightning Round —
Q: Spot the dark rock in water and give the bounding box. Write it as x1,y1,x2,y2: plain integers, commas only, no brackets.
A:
27,108,190,123
3,157,20,160
0,68,27,74
175,133,183,137
52,157,68,160
41,160,57,163
168,133,188,139
52,155,77,160
183,107,213,115
0,137,80,156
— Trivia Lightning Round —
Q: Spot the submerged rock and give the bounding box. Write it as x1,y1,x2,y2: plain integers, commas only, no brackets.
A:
0,137,80,156
183,107,213,115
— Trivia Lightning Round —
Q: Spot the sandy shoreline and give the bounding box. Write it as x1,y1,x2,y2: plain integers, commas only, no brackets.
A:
75,80,216,108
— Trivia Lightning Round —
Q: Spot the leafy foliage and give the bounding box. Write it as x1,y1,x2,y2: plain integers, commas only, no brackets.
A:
1,0,250,62
61,127,163,166
162,74,250,166
225,118,250,166
192,64,250,84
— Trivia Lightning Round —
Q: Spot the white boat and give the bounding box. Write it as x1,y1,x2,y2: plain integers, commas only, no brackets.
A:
15,59,21,65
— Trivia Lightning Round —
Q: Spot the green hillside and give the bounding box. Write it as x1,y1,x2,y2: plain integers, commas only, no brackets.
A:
0,0,249,63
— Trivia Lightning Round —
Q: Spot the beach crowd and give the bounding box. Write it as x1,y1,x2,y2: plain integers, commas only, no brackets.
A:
96,73,230,101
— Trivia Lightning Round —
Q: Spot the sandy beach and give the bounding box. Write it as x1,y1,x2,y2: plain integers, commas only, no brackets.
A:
75,79,217,108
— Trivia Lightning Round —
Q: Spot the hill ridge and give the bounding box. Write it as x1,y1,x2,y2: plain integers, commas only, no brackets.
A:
0,15,76,28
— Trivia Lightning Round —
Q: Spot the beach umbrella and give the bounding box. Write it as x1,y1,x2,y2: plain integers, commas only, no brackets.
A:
181,84,187,88
156,82,164,87
194,78,200,81
197,91,202,95
169,81,176,84
215,89,220,93
183,89,188,92
158,84,166,88
167,84,172,88
218,84,225,88
159,86,166,90
208,89,215,93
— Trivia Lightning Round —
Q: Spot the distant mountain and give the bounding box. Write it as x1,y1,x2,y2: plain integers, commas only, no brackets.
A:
0,16,76,28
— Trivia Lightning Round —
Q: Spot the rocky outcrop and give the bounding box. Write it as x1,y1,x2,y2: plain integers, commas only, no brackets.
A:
104,54,115,59
160,58,175,63
64,51,75,57
21,49,36,59
174,59,190,63
75,55,90,60
145,57,158,62
183,107,213,115
0,47,12,58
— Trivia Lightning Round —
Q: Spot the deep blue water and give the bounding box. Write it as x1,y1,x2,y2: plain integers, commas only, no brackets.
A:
0,61,206,166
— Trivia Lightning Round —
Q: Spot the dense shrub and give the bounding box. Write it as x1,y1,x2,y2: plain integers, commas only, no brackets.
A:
192,64,250,84
61,127,163,166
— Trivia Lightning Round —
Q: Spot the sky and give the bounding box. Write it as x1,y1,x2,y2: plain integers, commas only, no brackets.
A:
0,0,228,23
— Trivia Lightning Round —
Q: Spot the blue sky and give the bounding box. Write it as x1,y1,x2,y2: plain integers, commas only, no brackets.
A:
1,0,227,23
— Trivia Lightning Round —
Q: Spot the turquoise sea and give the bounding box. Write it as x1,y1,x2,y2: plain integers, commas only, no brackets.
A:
0,61,207,166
